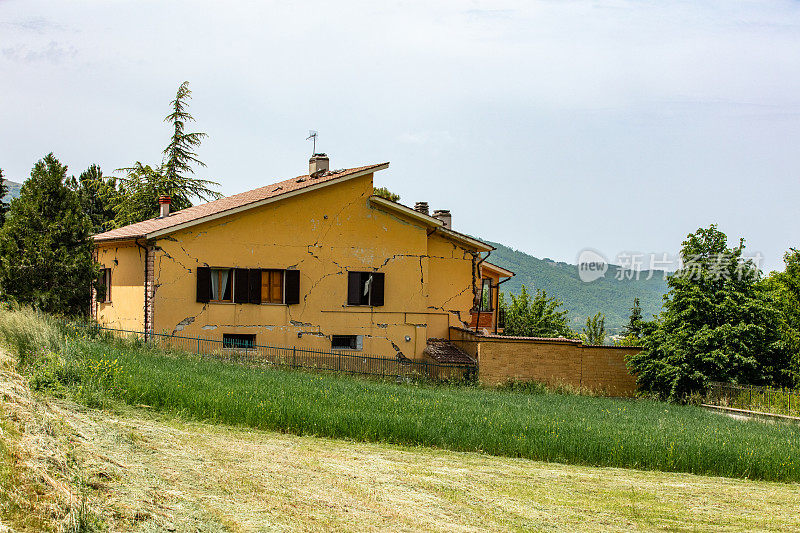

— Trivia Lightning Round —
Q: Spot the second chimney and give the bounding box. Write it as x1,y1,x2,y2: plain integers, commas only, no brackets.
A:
309,153,329,176
433,209,451,229
158,195,171,218
414,202,429,215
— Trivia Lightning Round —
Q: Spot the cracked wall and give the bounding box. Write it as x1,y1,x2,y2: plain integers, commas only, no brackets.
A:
103,172,478,360
94,241,146,331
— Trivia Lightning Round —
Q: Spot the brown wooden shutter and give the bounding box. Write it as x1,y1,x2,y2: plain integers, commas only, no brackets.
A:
371,272,385,306
248,269,262,304
347,271,361,305
234,268,249,303
196,267,211,303
285,270,300,305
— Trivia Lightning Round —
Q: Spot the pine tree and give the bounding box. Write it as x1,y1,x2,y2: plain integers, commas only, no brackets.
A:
67,164,121,234
0,154,96,315
623,298,644,338
115,81,221,226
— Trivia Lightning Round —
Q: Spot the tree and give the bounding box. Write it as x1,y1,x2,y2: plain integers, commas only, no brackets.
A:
623,298,644,338
373,186,400,202
582,312,606,345
67,164,121,234
627,225,792,400
0,154,96,316
500,285,574,338
115,81,221,226
761,248,800,385
0,167,8,227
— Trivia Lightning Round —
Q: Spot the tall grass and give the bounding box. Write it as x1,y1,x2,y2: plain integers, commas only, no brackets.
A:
2,308,799,483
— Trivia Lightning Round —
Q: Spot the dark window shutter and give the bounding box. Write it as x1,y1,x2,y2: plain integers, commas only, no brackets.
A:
285,270,300,305
196,267,211,303
234,268,249,303
371,272,385,306
249,269,262,304
347,271,361,305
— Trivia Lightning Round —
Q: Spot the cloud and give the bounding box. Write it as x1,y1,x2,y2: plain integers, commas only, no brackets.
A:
2,16,63,33
2,41,77,64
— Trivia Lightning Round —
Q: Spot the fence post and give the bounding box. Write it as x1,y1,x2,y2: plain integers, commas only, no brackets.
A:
292,346,296,368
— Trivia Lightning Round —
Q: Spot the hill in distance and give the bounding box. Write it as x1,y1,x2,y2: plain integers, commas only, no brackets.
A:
2,179,22,203
479,239,669,334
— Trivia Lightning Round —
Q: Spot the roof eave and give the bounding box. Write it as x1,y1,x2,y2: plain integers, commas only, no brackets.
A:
368,196,493,252
140,163,388,241
367,195,443,228
436,227,493,252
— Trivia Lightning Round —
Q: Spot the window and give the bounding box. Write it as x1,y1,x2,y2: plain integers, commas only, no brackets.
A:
210,268,233,302
479,278,493,311
223,333,255,349
261,269,284,303
96,268,111,303
197,267,300,305
346,271,385,306
331,334,363,351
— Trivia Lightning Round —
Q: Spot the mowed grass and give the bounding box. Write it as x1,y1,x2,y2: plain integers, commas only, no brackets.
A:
3,308,800,483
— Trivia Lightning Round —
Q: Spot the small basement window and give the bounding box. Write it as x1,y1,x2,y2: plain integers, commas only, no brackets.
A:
223,333,256,349
331,335,363,351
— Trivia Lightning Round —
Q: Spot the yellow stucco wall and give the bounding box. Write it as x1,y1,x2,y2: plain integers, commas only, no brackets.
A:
143,173,479,359
94,241,146,331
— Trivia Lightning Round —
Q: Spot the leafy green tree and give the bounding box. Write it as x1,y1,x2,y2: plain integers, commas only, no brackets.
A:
373,186,400,202
582,312,606,345
628,225,792,400
67,164,121,234
0,167,7,227
761,248,800,385
0,154,96,316
115,81,221,226
500,285,574,338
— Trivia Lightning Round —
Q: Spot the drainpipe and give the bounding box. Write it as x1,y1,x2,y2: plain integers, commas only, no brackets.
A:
135,239,150,342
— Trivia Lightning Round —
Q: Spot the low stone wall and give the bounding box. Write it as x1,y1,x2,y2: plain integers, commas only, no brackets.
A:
449,327,639,396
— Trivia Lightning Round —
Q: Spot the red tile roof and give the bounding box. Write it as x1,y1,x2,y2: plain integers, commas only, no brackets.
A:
424,338,476,364
450,326,581,343
92,163,388,242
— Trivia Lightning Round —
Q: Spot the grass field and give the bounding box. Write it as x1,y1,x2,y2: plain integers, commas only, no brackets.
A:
2,307,800,484
3,370,798,532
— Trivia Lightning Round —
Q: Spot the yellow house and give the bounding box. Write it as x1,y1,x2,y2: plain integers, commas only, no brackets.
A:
91,155,512,361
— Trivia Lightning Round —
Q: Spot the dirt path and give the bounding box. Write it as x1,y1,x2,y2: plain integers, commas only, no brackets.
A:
2,349,799,531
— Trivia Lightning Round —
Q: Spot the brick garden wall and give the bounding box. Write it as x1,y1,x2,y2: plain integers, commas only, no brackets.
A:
450,327,639,397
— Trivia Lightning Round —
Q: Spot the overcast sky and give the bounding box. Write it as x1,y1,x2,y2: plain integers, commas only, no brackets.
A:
2,0,799,272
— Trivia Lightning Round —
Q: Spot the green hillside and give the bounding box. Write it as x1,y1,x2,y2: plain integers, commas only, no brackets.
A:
479,239,668,334
2,179,22,203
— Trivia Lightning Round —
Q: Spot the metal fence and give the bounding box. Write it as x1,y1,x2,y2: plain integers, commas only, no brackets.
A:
71,323,477,383
705,381,800,417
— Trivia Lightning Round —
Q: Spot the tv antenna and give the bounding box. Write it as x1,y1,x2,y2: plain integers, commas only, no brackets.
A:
306,130,318,154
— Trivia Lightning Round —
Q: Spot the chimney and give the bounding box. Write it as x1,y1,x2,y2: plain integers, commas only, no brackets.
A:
158,195,171,218
309,153,329,176
433,209,452,229
414,201,429,215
